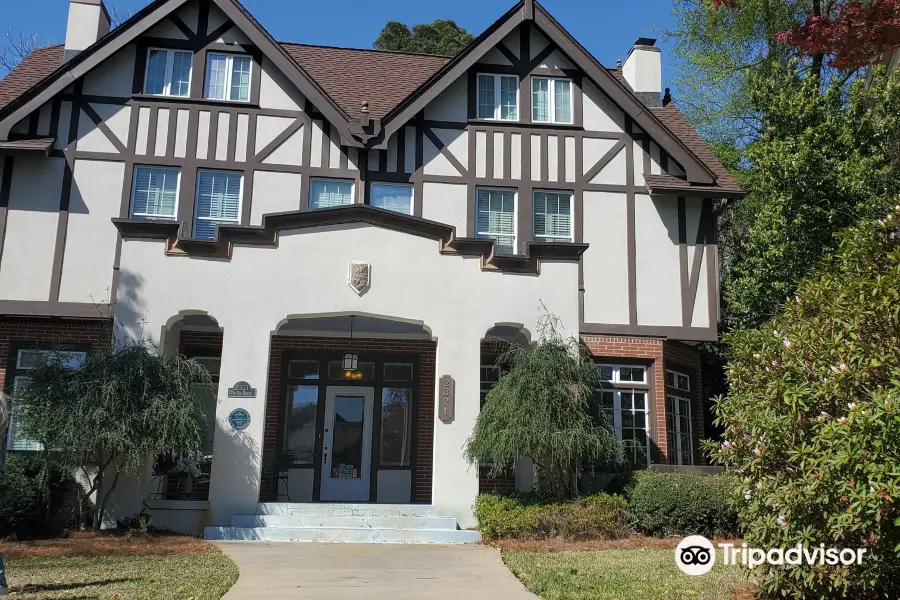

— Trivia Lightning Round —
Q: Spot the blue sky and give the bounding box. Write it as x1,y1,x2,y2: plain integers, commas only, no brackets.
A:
4,0,679,86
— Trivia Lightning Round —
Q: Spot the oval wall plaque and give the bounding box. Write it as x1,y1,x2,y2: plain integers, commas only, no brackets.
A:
228,408,251,431
228,381,257,398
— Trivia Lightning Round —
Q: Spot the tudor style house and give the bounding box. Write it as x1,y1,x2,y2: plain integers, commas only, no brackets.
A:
0,0,742,540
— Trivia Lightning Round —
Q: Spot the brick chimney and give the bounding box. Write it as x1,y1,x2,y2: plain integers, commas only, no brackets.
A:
622,37,662,107
64,0,111,62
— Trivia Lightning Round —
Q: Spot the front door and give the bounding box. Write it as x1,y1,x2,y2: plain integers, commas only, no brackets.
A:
320,386,374,501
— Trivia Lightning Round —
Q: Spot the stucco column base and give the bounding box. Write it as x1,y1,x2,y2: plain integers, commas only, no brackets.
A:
207,322,273,526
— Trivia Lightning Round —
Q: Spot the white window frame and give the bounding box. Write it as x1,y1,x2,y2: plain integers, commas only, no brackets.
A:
144,48,193,97
532,189,574,242
598,388,651,464
130,165,181,220
205,53,253,102
667,393,694,466
475,186,518,252
309,177,355,209
370,182,414,215
531,76,574,124
599,364,647,384
6,349,87,452
193,169,243,238
666,369,691,393
476,73,520,121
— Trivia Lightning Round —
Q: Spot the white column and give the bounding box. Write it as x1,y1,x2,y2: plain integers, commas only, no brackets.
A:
431,327,482,528
207,321,272,526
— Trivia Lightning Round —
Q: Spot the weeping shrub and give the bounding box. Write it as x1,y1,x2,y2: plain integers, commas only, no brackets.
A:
708,208,900,598
465,312,627,498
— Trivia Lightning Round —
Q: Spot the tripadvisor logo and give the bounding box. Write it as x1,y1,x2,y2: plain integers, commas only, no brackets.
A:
675,536,868,576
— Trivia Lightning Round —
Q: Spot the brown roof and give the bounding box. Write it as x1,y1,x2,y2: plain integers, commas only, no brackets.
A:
650,104,741,193
0,138,55,153
282,44,449,119
0,44,64,113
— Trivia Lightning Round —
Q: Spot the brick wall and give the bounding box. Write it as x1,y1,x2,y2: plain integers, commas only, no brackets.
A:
266,336,436,504
581,335,706,466
0,317,112,394
178,330,224,356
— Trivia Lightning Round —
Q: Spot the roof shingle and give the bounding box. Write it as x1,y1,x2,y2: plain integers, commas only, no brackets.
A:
0,45,64,113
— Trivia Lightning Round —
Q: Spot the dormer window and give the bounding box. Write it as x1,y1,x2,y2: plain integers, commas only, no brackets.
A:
205,53,253,102
477,74,519,121
144,49,192,97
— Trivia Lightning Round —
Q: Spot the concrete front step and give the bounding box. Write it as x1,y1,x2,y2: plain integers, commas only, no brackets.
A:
256,502,437,518
231,514,460,530
205,526,482,544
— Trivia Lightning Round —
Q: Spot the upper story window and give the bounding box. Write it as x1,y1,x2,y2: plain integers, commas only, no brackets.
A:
666,369,691,393
205,53,252,102
194,170,242,239
475,187,516,253
7,349,87,452
533,191,573,242
131,166,179,220
477,73,519,121
532,77,573,124
310,178,353,209
145,49,192,97
371,183,413,215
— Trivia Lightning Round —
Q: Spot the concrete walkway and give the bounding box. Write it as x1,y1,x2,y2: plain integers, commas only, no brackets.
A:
217,542,538,599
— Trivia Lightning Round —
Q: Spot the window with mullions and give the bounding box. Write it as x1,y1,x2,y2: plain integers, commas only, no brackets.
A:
475,188,516,253
194,170,242,239
533,191,573,242
667,393,693,466
532,77,573,124
477,74,519,121
7,349,87,452
596,364,650,463
131,166,179,220
205,53,252,102
145,49,192,97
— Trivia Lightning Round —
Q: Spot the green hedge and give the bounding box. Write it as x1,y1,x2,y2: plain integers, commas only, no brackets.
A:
474,492,634,540
628,470,738,537
0,453,75,539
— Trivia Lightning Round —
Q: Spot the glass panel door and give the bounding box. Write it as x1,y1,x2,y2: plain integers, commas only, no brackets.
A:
320,386,374,501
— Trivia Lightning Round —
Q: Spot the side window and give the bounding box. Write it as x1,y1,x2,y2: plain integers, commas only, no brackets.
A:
205,54,252,102
477,74,519,121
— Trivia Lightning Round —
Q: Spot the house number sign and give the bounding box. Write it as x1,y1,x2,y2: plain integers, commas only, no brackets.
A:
439,375,455,423
228,409,251,431
227,381,257,398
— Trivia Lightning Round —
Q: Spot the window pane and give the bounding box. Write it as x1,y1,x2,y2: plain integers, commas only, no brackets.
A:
193,382,217,455
194,171,242,238
286,385,318,464
229,56,252,101
327,361,375,381
205,54,228,100
380,388,412,466
599,365,613,381
532,78,550,122
384,363,414,382
310,179,353,209
475,188,516,253
533,191,572,242
170,51,192,97
145,50,168,95
8,376,41,452
620,367,646,383
500,76,518,120
633,391,646,410
331,394,365,478
371,183,412,214
132,167,178,219
288,360,319,380
554,79,572,123
477,74,495,119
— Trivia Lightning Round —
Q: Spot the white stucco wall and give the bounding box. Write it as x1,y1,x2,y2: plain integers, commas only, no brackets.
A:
116,223,580,527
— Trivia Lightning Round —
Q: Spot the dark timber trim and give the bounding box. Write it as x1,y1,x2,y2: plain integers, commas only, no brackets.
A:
112,204,587,273
580,323,718,343
0,156,13,269
0,300,112,320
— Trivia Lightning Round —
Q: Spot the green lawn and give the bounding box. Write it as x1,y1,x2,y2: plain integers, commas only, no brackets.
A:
5,552,239,600
503,548,750,600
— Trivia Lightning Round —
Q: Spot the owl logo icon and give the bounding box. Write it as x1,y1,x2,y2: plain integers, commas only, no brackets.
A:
675,536,716,575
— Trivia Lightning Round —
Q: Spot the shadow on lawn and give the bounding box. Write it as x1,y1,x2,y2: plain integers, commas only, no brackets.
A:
18,577,143,592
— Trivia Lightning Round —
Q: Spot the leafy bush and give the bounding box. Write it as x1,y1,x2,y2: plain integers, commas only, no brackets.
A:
709,211,900,598
628,470,738,538
0,453,74,539
474,492,634,540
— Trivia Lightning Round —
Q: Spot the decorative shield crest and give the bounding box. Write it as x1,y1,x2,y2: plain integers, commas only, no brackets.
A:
348,261,371,295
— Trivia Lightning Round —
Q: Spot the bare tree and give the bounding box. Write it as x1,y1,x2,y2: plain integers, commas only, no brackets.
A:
0,28,40,75
109,5,136,28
